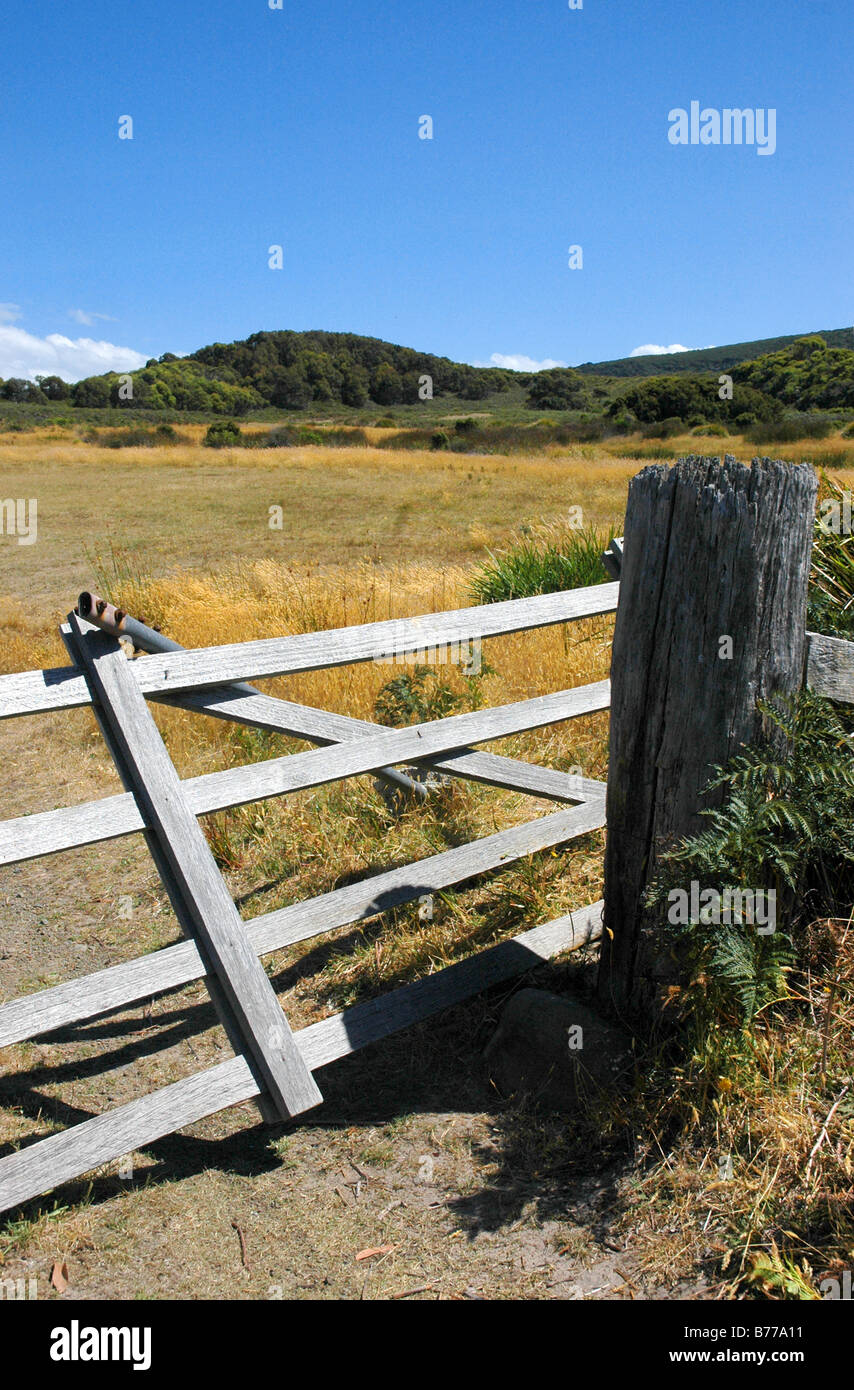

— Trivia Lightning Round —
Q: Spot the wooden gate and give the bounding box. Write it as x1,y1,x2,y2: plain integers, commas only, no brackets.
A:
1,566,850,1216
0,581,619,1213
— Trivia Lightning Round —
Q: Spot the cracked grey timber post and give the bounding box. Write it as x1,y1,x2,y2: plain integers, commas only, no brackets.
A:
597,455,817,1020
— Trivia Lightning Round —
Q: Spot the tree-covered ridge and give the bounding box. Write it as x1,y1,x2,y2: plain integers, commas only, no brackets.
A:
600,337,854,429
0,329,520,414
574,326,854,378
189,329,515,407
731,335,854,410
0,357,265,414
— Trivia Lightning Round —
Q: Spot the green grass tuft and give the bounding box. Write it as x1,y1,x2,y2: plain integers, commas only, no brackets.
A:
469,523,617,603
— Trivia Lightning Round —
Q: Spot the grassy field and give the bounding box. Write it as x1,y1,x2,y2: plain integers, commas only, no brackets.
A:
0,429,852,1300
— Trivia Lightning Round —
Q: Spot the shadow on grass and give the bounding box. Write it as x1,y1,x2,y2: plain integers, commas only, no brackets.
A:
0,950,633,1243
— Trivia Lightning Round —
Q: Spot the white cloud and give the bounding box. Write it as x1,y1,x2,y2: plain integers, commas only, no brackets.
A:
629,342,714,357
0,326,148,383
472,352,569,372
69,308,118,327
0,304,23,324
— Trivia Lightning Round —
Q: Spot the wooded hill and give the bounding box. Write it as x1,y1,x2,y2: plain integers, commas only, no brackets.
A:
574,326,854,378
1,326,852,421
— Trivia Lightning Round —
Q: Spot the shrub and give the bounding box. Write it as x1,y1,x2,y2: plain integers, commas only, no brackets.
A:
692,423,728,437
264,425,370,449
612,376,716,425
204,419,242,448
746,415,835,444
317,427,368,447
642,416,684,439
374,663,495,726
526,368,588,411
104,424,180,448
727,384,783,425
374,668,465,726
569,416,608,442
610,411,637,435
266,425,299,447
430,430,450,451
454,418,478,434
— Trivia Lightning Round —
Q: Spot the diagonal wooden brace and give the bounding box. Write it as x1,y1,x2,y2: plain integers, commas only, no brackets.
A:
60,622,283,1126
66,613,322,1121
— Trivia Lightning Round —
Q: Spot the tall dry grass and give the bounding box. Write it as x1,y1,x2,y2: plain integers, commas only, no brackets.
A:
91,551,614,826
0,543,611,1022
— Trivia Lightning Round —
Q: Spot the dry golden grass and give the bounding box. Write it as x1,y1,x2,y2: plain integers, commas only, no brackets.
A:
0,438,638,617
0,432,848,998
0,443,619,1300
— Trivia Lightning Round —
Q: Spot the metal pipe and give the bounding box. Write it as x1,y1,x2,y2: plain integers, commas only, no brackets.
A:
76,590,428,801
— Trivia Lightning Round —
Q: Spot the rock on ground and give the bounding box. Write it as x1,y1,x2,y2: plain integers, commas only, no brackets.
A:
484,988,632,1112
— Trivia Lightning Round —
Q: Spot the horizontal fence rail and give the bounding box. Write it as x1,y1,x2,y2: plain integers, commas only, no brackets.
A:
0,583,620,720
0,680,610,866
805,631,854,704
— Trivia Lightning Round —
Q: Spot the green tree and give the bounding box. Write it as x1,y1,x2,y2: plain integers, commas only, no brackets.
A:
371,362,404,406
71,376,111,407
37,374,71,400
610,375,717,424
204,419,242,447
270,367,311,410
527,369,588,411
2,377,32,402
341,364,369,407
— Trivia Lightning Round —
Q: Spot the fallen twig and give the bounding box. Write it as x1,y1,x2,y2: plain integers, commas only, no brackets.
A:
805,1084,850,1185
231,1221,250,1271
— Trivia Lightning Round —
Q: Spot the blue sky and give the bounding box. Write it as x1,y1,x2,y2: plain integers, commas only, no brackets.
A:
1,0,851,380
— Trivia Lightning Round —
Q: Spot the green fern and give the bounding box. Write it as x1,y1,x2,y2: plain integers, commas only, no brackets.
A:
647,690,854,1024
707,926,794,1021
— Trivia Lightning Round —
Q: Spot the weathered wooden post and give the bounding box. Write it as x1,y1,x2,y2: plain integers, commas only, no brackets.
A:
598,455,817,1020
